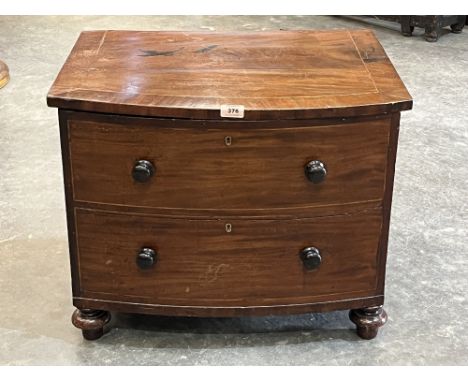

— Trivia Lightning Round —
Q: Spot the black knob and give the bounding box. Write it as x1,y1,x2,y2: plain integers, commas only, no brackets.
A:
300,247,322,270
136,248,157,269
132,160,155,183
305,160,327,184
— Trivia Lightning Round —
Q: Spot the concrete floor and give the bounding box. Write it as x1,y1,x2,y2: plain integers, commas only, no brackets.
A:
0,16,467,365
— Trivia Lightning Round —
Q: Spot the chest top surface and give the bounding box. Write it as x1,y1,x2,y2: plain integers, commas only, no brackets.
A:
47,29,412,120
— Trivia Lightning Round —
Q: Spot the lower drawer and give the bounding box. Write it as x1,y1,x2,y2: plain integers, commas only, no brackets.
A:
74,208,383,307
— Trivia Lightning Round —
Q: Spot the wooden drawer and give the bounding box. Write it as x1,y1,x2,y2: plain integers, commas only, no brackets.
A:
67,114,390,215
75,208,383,307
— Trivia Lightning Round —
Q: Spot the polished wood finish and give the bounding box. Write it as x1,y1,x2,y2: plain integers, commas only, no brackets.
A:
0,60,9,89
74,295,384,318
74,207,382,307
66,112,391,215
49,30,413,340
349,305,387,339
376,112,400,294
47,30,412,120
71,308,111,340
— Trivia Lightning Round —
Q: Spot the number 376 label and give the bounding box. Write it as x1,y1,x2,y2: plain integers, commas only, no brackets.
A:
220,104,245,118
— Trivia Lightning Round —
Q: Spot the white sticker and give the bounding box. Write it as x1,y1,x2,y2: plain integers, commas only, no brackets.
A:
220,104,245,118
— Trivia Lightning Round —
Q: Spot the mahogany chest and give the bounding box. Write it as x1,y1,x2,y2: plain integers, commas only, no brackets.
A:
47,29,412,340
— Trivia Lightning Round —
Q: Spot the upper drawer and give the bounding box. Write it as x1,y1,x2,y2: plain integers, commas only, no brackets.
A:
65,114,390,214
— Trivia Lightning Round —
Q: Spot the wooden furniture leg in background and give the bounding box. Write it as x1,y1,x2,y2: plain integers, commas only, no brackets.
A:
0,60,9,89
424,16,441,43
371,15,466,42
422,15,466,42
400,16,414,37
450,16,466,34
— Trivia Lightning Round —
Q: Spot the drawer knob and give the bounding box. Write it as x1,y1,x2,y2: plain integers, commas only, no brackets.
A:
305,160,327,184
300,247,322,270
136,247,157,269
132,160,155,182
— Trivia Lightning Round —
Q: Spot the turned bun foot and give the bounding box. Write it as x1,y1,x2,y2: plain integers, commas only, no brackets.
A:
349,305,387,340
72,309,111,340
450,23,464,34
424,29,440,43
82,328,105,340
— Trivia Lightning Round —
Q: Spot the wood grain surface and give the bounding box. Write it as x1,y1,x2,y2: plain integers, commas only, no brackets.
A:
47,30,412,119
66,112,391,215
73,295,385,317
50,30,412,324
75,207,383,307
